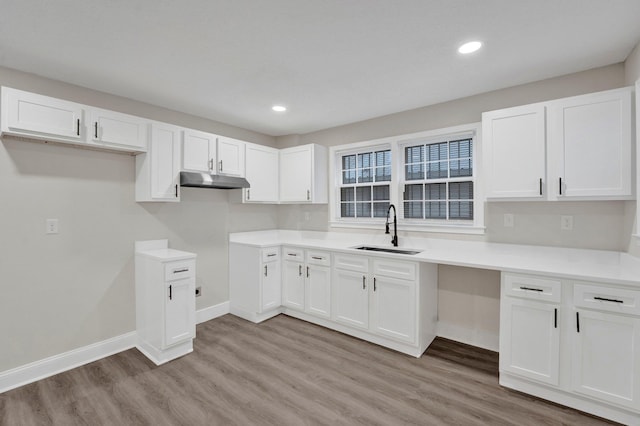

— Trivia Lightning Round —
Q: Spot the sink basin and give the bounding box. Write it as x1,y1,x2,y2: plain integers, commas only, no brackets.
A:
353,246,422,255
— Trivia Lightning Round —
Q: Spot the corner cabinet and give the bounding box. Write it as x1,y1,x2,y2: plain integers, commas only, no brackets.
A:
136,122,181,202
499,273,640,424
229,243,282,323
483,87,634,201
279,144,328,203
244,143,279,203
1,86,147,153
135,240,197,365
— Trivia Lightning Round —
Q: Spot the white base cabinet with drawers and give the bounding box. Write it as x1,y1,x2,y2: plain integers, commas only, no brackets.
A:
229,244,282,323
500,273,640,424
135,240,197,365
229,244,438,357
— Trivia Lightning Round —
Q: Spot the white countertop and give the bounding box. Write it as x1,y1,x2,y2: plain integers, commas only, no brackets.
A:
136,248,197,261
229,230,640,287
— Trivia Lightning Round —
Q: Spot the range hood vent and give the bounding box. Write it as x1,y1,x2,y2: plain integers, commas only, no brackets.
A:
180,171,250,189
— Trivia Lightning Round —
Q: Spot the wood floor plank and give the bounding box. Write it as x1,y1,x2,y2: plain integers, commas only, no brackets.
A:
0,314,618,425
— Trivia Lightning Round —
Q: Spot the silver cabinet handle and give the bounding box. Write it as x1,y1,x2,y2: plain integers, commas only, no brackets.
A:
219,160,223,172
173,268,189,273
264,265,268,277
247,189,250,200
307,189,310,200
94,122,98,138
209,158,214,170
374,277,377,291
298,264,302,276
169,285,172,300
311,256,323,260
362,275,366,290
306,266,309,278
267,253,277,257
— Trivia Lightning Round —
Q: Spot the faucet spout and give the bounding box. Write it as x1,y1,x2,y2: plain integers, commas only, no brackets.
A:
385,204,398,247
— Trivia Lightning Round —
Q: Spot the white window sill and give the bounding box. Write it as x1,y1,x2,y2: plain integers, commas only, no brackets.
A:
329,220,486,235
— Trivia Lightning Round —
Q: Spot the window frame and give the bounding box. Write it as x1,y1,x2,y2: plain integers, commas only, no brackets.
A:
329,123,484,234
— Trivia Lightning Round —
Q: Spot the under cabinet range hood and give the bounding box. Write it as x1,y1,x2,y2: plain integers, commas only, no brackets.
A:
179,171,250,189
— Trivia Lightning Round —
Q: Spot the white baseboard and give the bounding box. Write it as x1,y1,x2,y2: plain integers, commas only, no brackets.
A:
0,331,136,394
196,301,230,324
437,322,499,352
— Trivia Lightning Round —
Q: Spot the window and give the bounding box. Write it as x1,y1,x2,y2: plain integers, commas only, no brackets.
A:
339,149,391,218
403,137,474,221
330,123,482,234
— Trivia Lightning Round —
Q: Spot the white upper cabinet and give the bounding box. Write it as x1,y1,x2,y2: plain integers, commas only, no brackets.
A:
483,104,546,199
244,143,279,203
1,87,84,142
483,87,634,201
87,108,147,153
279,144,328,203
182,129,216,172
136,122,181,202
217,136,245,177
548,88,633,199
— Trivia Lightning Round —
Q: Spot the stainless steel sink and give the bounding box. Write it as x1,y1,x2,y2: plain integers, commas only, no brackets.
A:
353,246,422,255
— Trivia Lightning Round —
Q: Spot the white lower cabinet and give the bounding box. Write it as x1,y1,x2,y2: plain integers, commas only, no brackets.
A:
500,273,640,424
229,244,281,323
135,240,197,365
331,254,435,351
282,247,331,319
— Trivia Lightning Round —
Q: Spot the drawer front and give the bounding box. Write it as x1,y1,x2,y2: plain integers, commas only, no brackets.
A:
503,273,561,303
261,247,280,262
282,246,304,262
306,250,331,266
164,260,196,281
334,254,368,273
574,283,640,316
372,259,416,281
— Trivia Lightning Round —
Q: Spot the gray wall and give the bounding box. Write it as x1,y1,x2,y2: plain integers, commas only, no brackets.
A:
275,62,633,349
0,66,277,372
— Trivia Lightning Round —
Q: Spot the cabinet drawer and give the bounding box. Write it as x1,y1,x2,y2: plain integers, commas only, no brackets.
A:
165,260,195,281
282,246,304,261
372,259,416,281
574,283,640,316
334,254,368,273
261,247,280,262
306,250,331,266
503,274,561,303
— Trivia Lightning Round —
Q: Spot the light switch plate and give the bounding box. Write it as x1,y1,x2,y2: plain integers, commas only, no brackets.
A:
503,213,514,228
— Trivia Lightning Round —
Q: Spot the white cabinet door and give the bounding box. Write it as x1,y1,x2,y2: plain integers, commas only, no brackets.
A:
88,108,147,152
261,260,281,313
572,310,640,409
370,275,417,344
282,260,305,310
306,265,331,318
164,278,195,348
182,129,216,172
500,298,560,386
245,143,279,202
2,87,84,141
332,269,369,330
549,88,633,199
217,136,245,177
150,123,181,200
483,104,546,199
280,145,313,202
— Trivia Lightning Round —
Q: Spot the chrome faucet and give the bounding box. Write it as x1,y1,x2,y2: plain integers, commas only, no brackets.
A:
385,204,398,247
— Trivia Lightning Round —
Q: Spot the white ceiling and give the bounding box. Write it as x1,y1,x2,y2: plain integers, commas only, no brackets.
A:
1,1,639,137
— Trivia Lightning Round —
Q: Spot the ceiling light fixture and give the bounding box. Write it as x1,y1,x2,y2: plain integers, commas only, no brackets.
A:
272,105,287,112
458,41,482,54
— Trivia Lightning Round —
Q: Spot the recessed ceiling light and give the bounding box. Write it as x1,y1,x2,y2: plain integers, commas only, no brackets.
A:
458,41,482,54
272,105,287,112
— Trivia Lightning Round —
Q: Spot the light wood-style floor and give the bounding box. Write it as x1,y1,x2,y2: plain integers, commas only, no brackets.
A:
1,314,616,425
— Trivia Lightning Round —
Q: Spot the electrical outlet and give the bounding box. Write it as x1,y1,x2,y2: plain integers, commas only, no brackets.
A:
503,213,514,228
195,286,202,297
46,219,59,234
561,215,573,231
304,212,311,221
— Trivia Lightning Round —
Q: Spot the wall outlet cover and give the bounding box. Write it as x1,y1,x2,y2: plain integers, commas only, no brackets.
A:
503,213,514,228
